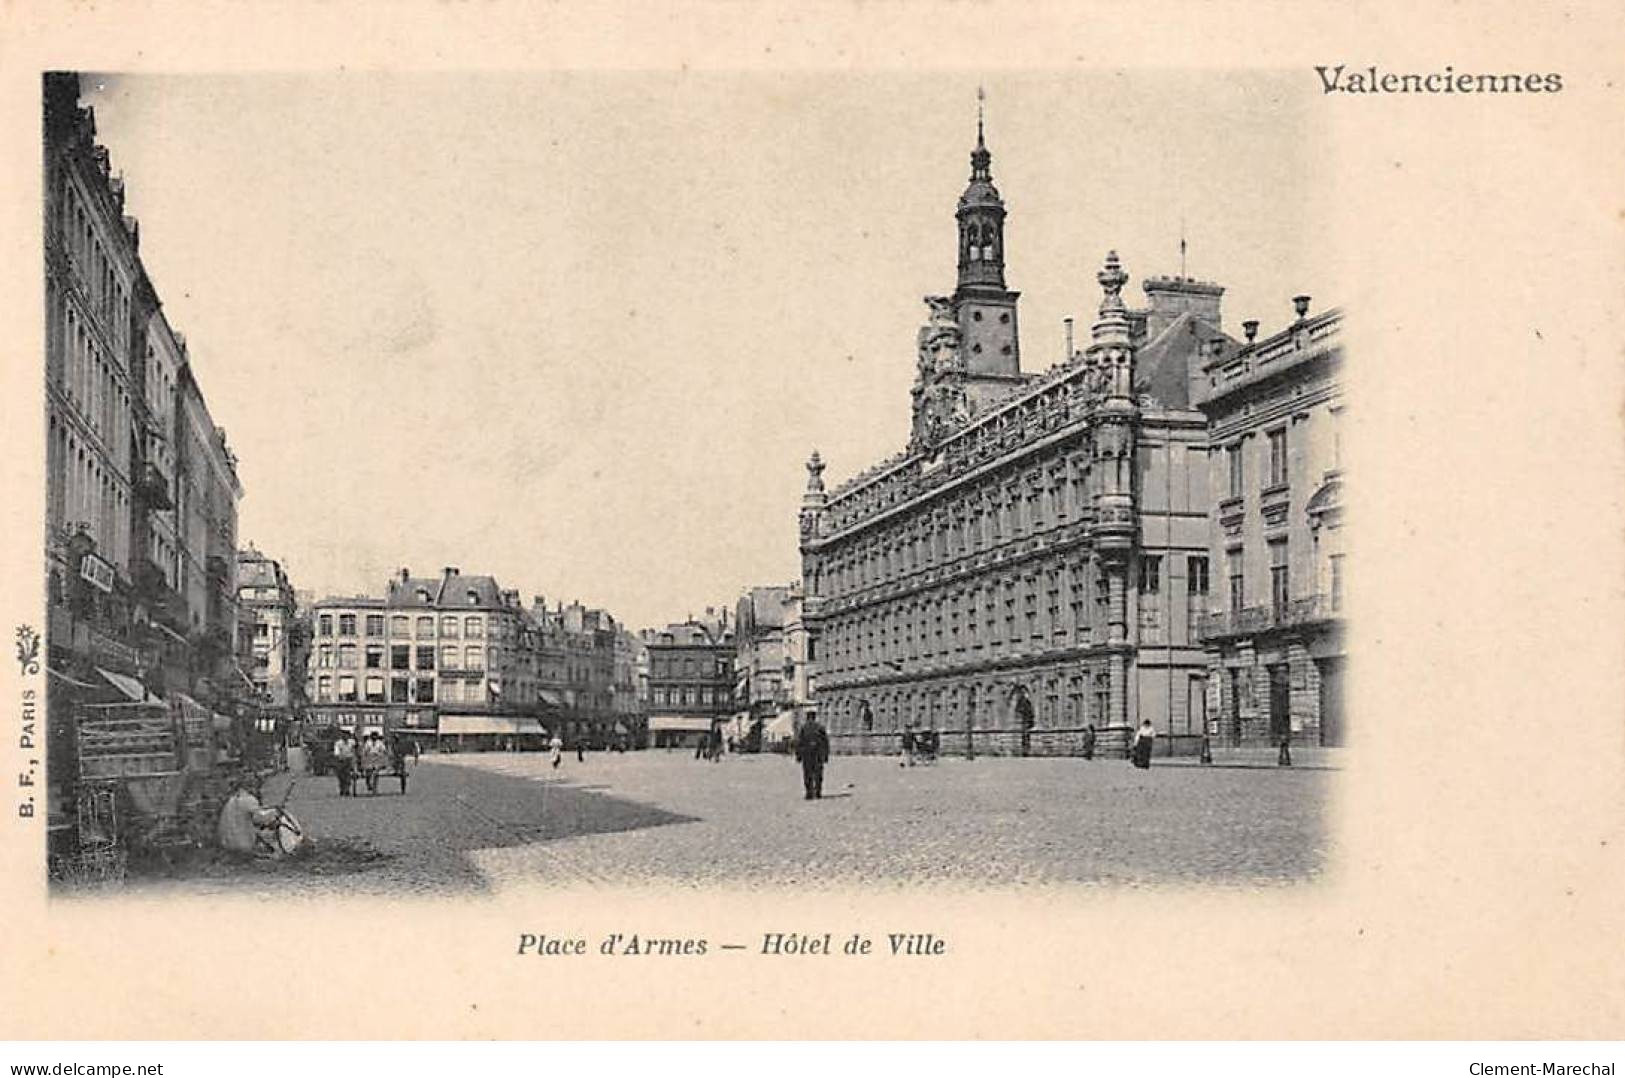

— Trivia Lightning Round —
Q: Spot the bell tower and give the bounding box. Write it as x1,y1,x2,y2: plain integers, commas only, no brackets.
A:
953,96,1021,385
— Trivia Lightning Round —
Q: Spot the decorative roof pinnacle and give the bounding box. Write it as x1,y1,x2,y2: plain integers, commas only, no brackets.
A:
1097,251,1128,314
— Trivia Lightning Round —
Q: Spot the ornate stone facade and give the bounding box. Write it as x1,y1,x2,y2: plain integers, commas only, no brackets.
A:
1196,301,1346,746
799,127,1226,757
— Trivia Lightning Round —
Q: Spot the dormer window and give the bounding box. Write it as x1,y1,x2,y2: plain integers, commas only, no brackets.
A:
467,589,478,605
415,588,430,602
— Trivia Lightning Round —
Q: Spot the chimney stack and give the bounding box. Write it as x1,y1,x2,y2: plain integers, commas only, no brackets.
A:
1063,317,1075,358
1141,275,1225,341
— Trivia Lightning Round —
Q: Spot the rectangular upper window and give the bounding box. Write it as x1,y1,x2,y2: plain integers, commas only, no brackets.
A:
1268,428,1288,488
1138,556,1162,594
1188,556,1210,594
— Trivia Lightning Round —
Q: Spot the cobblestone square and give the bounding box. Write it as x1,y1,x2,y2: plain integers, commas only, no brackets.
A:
140,749,1333,897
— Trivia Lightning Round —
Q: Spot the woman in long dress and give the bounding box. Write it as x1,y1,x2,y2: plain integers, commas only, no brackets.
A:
1130,719,1156,769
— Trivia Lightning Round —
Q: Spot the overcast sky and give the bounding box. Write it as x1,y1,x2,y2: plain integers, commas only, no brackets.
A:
83,70,1331,630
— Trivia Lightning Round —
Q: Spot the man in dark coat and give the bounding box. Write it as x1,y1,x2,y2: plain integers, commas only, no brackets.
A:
795,715,830,800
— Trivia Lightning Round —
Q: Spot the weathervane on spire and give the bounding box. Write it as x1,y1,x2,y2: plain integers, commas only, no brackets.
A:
977,84,986,146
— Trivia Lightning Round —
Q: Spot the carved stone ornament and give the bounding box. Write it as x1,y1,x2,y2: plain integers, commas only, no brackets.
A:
917,295,964,376
1097,250,1128,314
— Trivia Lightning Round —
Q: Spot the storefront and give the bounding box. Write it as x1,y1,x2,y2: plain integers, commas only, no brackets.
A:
437,714,549,752
647,715,713,750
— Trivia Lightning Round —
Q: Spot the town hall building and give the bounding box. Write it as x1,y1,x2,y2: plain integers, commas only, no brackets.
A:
797,118,1326,757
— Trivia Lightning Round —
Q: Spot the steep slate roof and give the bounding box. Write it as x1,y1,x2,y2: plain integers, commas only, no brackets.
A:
385,570,507,610
1132,310,1237,411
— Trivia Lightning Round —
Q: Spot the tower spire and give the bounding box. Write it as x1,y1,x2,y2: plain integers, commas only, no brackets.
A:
953,86,1019,378
970,86,992,181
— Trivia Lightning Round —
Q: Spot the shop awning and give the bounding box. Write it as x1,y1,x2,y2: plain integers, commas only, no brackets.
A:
96,666,157,703
537,690,566,708
764,712,797,739
439,715,548,736
648,715,714,733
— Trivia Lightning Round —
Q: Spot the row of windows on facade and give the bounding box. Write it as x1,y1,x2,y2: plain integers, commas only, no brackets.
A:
820,555,1211,674
814,463,1111,597
311,674,493,705
826,675,1149,734
1222,544,1346,617
317,612,515,640
649,686,728,707
49,421,231,592
647,655,733,679
1222,413,1341,499
58,180,132,359
47,411,131,570
54,299,132,465
315,642,496,672
824,380,1120,530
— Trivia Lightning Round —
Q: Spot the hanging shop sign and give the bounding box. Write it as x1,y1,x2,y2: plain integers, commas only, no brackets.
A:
80,553,114,593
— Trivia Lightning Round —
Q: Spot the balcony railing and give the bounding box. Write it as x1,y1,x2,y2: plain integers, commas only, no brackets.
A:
1196,594,1341,641
133,463,174,510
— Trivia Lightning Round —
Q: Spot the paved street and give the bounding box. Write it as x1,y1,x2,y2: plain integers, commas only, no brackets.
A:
126,748,1331,897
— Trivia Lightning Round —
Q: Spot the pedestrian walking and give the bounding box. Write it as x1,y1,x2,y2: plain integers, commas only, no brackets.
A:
795,715,830,800
576,741,585,763
1130,718,1156,769
359,730,390,794
1082,723,1097,761
331,729,358,797
550,731,564,769
901,723,917,767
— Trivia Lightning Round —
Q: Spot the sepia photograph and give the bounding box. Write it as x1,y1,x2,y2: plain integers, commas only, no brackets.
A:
37,68,1340,896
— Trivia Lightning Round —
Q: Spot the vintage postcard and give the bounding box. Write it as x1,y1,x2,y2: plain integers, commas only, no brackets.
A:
0,1,1621,1043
